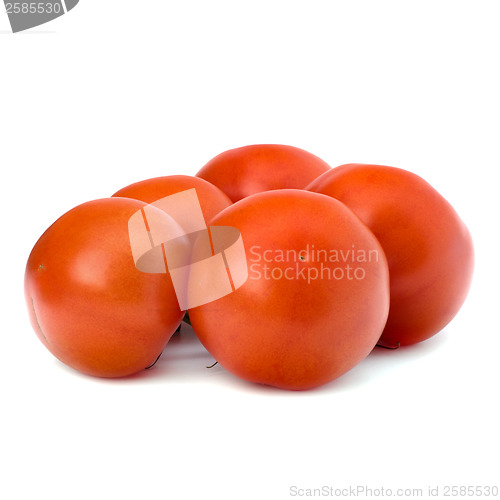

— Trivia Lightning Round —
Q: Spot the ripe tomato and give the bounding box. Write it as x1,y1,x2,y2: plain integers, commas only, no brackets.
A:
196,144,331,202
112,174,232,224
307,164,474,347
188,189,390,390
25,197,184,377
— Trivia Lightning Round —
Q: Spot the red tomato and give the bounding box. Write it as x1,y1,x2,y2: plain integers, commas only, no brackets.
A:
112,174,232,224
25,198,183,377
196,144,331,202
188,189,390,390
307,164,474,347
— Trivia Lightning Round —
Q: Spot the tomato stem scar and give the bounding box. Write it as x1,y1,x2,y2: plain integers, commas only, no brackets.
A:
145,351,163,370
376,342,401,350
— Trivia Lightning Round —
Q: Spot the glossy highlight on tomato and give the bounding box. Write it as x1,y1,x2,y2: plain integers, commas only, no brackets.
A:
24,197,184,377
188,189,390,390
307,164,474,347
196,144,331,202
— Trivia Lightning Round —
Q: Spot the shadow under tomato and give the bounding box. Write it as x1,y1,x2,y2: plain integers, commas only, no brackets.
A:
315,330,451,394
230,329,452,396
52,324,451,391
50,323,215,384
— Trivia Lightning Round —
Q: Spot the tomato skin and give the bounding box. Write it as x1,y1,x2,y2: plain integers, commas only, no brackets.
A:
307,164,474,347
24,198,183,377
196,144,331,202
112,174,232,224
188,189,390,390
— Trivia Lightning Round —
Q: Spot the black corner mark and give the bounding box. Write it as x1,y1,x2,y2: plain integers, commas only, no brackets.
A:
5,0,79,33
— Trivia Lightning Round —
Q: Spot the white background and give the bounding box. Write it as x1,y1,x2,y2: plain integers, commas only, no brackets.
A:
1,2,499,499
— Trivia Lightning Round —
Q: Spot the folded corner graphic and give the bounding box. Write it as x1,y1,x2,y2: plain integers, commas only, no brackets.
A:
5,0,79,33
128,189,249,311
